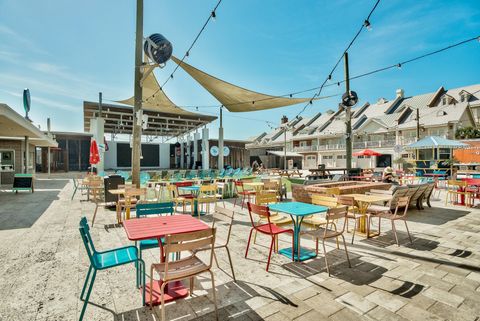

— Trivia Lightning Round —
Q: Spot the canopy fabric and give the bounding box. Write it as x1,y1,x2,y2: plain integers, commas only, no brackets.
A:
404,136,469,150
116,70,200,116
171,56,317,113
267,150,302,157
89,140,100,165
353,149,382,156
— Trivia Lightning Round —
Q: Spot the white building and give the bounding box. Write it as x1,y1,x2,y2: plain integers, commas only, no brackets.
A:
246,84,480,169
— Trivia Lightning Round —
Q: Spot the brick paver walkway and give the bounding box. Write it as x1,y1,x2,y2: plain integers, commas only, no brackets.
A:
0,175,479,320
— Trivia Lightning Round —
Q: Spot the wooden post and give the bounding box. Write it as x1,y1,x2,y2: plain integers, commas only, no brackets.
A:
131,0,144,187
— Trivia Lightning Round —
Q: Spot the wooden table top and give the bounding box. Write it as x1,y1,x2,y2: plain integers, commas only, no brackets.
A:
342,193,392,203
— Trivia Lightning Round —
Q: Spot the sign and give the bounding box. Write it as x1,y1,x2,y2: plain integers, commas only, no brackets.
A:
13,174,34,193
210,146,219,157
223,146,230,157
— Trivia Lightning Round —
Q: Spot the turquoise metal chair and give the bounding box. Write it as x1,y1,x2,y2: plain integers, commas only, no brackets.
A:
217,168,226,178
78,217,145,321
185,170,196,180
135,202,174,260
140,172,150,185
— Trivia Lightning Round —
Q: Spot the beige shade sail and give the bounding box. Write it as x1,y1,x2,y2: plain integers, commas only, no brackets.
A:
171,56,317,113
116,69,199,116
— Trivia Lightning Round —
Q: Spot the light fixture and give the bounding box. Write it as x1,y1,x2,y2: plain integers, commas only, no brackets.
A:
364,20,372,31
397,63,402,69
211,10,216,20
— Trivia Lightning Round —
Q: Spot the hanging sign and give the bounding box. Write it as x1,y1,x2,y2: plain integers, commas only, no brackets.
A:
223,146,230,157
210,146,219,156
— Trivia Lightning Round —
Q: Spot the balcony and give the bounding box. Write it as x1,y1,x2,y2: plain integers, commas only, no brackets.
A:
317,144,346,151
352,140,396,149
292,145,318,152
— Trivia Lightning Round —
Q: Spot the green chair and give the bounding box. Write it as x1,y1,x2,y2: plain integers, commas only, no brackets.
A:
135,202,174,259
78,217,145,321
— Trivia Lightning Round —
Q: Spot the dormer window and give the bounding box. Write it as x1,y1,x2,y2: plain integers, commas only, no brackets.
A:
442,97,447,105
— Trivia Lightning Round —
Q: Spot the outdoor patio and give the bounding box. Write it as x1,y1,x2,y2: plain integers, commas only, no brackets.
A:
1,174,480,321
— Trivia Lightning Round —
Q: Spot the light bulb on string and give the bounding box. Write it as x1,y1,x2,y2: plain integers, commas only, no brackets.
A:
211,10,216,21
397,63,402,69
364,20,372,31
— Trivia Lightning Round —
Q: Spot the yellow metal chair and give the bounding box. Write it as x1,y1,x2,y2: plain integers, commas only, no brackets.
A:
197,184,218,216
166,184,194,215
445,180,472,207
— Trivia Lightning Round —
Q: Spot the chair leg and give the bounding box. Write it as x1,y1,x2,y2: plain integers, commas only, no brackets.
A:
404,220,413,244
378,217,381,235
315,237,319,255
92,204,99,227
71,186,77,200
209,270,219,321
322,239,330,276
266,237,275,271
160,281,167,321
341,235,351,268
225,246,236,282
245,229,254,258
190,277,194,296
149,265,154,309
80,265,93,300
213,250,220,268
391,220,399,246
79,269,96,321
137,259,145,306
351,217,357,244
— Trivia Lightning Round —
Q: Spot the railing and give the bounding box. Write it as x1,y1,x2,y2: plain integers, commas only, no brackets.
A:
317,144,346,151
292,145,318,152
352,140,396,149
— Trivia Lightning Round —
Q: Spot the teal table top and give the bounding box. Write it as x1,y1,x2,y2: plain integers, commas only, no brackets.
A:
179,186,200,191
269,202,328,217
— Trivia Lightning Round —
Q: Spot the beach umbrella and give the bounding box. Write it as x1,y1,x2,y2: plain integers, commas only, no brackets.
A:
89,140,100,166
353,149,382,169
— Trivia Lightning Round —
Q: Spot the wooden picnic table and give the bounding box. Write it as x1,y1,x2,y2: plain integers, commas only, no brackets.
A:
342,193,393,237
123,215,209,305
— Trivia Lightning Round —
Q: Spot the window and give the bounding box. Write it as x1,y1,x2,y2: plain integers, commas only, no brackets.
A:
322,155,333,160
442,97,447,105
336,155,346,159
0,150,14,171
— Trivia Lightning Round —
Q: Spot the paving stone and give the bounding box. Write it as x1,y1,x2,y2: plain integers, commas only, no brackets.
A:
397,304,445,321
335,292,377,315
304,292,344,317
366,306,409,321
365,290,407,313
423,286,464,308
428,301,478,321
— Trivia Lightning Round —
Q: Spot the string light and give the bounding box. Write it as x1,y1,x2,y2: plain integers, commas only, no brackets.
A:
364,20,372,31
211,10,216,20
397,63,402,69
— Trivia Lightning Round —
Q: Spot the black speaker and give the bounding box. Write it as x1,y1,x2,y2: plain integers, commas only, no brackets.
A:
104,175,125,204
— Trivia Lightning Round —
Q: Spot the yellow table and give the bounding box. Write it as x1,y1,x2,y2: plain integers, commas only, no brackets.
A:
342,193,393,237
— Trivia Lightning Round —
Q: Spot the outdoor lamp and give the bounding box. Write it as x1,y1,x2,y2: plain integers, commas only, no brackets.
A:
144,33,173,66
341,90,358,107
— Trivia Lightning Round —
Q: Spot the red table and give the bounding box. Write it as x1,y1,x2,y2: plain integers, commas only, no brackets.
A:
123,215,209,305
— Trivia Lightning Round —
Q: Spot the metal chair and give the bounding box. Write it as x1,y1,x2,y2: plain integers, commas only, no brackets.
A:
234,180,256,209
303,206,351,275
78,217,145,321
368,196,413,245
245,202,294,271
197,184,218,215
135,202,174,260
150,228,218,321
336,195,361,244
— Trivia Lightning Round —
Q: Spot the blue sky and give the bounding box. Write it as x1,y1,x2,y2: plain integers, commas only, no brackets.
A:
0,0,479,140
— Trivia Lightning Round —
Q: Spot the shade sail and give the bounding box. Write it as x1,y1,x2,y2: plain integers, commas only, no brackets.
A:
171,56,318,113
116,69,201,117
404,136,469,150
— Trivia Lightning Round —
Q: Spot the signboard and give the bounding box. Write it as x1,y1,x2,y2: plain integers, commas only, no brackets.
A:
13,173,34,193
210,146,219,156
223,146,230,157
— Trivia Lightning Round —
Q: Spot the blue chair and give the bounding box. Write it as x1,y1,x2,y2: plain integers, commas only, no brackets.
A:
185,170,196,180
217,168,226,178
140,172,150,185
78,217,145,321
135,202,174,260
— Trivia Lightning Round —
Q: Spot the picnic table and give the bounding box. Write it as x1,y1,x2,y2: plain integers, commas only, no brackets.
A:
123,215,209,305
269,202,328,262
342,193,393,238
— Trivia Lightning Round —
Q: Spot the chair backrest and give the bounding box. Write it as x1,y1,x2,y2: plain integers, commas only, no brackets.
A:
213,206,235,244
393,196,410,217
324,187,341,196
256,190,277,205
247,202,274,233
264,180,279,191
136,202,174,217
325,206,348,234
124,188,146,204
331,174,344,182
163,228,216,279
200,184,217,195
448,180,467,188
312,194,338,207
336,195,356,207
79,217,96,264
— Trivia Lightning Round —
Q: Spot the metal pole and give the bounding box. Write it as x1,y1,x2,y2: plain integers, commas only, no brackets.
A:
344,52,352,171
24,136,29,173
131,0,143,187
47,147,51,176
416,108,420,141
218,106,224,170
284,129,287,171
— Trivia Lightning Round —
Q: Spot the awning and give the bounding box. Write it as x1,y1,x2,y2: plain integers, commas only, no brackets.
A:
0,103,57,147
404,136,469,150
171,56,319,113
268,151,303,157
116,69,206,117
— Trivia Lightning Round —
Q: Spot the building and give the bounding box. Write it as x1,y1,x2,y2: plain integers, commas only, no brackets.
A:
247,84,480,169
0,103,57,184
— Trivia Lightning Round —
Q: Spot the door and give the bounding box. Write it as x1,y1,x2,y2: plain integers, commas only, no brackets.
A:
305,155,317,169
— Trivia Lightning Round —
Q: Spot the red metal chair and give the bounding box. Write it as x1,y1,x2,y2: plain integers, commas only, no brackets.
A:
245,202,294,271
174,181,195,199
234,181,256,209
